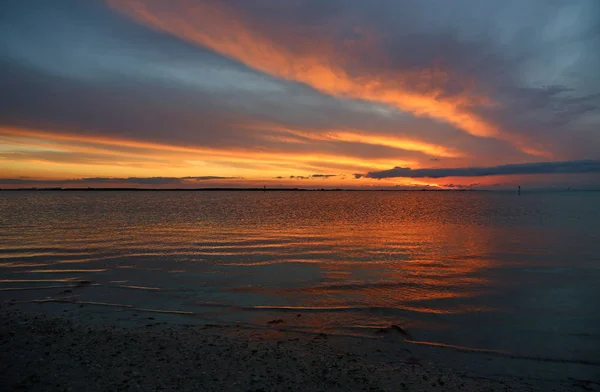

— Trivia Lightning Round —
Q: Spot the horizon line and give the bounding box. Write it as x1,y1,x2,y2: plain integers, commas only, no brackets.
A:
1,187,598,192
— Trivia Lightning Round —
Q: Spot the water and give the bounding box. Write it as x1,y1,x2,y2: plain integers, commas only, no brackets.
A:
1,191,599,365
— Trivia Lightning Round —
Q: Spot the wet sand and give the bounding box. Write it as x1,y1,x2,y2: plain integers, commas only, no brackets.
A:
2,305,597,392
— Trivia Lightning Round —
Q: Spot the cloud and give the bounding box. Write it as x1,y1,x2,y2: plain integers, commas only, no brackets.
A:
284,174,337,179
4,2,463,169
0,176,242,186
253,126,463,158
108,1,506,143
0,125,410,177
443,183,480,189
366,160,600,179
109,0,600,159
1,0,599,188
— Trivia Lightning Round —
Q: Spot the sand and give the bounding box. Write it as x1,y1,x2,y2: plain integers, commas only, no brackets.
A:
2,305,598,392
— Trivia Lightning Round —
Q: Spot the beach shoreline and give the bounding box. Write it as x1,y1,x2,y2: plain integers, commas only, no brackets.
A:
2,305,596,392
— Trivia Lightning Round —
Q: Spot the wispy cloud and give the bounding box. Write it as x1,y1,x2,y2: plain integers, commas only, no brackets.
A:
0,176,242,186
109,0,524,150
109,0,600,160
252,126,463,158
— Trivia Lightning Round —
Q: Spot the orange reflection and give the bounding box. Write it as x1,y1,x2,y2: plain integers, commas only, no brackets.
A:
228,223,494,314
2,191,530,336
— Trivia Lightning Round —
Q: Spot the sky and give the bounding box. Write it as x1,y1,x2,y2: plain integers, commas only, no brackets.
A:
1,0,599,189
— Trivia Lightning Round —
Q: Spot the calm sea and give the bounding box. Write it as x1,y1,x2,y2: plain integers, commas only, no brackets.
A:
1,191,599,364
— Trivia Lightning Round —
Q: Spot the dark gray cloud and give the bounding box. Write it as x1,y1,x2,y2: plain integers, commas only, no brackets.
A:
366,160,600,179
443,183,480,189
150,0,600,159
282,174,337,179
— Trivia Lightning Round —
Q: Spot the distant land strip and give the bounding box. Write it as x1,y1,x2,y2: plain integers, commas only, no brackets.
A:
0,188,485,192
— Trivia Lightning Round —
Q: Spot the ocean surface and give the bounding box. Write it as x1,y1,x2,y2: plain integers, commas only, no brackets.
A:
1,191,599,364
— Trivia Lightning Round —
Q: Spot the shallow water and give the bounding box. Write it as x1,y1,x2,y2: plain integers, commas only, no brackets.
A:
1,191,599,363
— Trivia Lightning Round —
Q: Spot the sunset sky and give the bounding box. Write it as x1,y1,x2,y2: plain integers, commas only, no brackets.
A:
1,0,599,189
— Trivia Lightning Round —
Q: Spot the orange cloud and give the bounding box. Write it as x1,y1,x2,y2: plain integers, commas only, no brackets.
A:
0,126,414,183
250,125,463,158
108,0,549,157
0,127,412,167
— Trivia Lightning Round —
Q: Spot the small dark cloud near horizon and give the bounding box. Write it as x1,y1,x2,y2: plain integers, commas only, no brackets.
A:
286,174,337,179
443,183,480,189
366,160,600,179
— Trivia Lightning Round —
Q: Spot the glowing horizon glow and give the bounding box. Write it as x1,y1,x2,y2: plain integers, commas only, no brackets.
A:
0,126,424,187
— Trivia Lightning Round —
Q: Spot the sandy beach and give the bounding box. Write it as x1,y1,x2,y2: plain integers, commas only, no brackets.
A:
2,304,597,392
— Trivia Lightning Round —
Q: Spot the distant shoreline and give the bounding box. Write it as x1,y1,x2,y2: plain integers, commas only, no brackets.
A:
1,188,598,192
0,187,484,192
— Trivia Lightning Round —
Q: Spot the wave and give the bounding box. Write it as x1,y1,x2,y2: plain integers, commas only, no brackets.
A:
16,296,600,367
405,339,600,366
